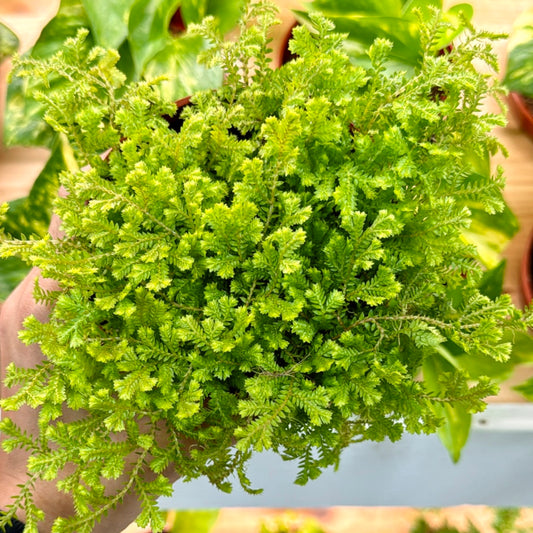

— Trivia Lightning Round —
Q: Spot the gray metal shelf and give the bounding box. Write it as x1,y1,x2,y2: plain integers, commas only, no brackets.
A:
160,403,533,509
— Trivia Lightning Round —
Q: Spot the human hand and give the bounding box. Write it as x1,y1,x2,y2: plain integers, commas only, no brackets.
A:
0,212,180,532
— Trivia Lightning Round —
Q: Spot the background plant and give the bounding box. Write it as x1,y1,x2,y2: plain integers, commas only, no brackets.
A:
411,508,526,533
164,509,220,533
504,7,533,100
295,0,472,71
0,0,244,300
260,512,325,533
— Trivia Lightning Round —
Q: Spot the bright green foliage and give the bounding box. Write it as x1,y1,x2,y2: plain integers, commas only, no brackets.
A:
295,0,474,71
295,1,518,273
0,22,18,63
411,508,524,533
1,3,531,532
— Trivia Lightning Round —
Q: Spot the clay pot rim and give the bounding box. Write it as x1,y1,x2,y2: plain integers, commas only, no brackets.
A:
508,91,533,139
521,229,533,306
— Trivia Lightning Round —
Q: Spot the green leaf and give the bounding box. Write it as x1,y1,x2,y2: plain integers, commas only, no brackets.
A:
348,265,401,305
508,331,533,364
127,0,181,78
515,378,533,401
478,260,506,301
462,205,519,269
506,41,533,98
180,0,245,33
32,0,90,60
297,0,472,73
0,139,66,300
4,77,55,148
293,385,331,425
291,319,317,343
0,22,19,63
176,380,203,419
114,370,158,400
454,330,533,384
423,353,471,462
3,0,90,148
297,0,441,69
128,0,243,91
353,373,382,406
309,0,406,13
505,7,533,98
0,257,29,301
410,321,445,349
437,402,471,464
2,141,63,239
431,3,474,53
509,332,533,399
400,0,442,14
81,0,138,49
142,34,223,100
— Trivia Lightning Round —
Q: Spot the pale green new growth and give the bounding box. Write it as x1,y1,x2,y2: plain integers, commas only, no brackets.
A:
0,2,531,532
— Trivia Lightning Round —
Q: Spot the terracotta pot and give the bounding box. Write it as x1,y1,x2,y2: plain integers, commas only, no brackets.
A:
521,230,533,305
509,91,533,139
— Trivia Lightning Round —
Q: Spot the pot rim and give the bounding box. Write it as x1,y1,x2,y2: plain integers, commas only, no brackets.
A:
508,91,533,139
521,229,533,306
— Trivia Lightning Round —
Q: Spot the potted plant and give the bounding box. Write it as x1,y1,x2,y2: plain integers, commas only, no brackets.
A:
1,2,531,532
0,1,519,299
